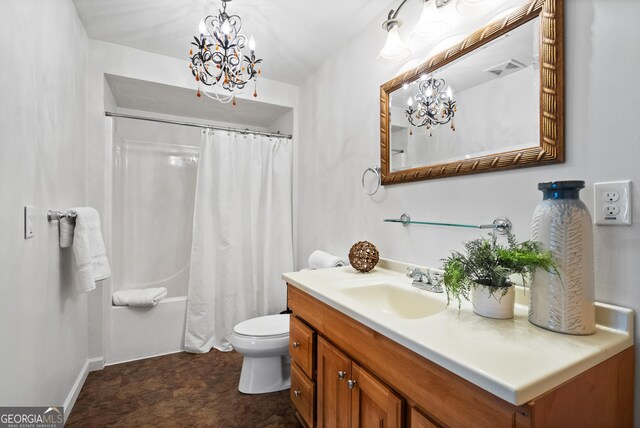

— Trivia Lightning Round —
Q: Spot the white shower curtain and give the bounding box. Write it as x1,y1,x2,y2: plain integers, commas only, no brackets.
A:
185,129,294,353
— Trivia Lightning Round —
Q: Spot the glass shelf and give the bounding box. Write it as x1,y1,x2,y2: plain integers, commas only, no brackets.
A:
383,214,512,234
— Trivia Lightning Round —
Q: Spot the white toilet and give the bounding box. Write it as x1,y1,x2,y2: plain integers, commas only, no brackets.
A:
230,313,291,394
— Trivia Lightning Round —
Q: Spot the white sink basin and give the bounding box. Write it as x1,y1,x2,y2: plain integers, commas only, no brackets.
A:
338,282,447,319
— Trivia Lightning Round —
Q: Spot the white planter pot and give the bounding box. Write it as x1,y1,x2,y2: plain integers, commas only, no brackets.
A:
471,286,515,319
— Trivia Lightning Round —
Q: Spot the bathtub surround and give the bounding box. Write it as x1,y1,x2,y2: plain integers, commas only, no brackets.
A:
0,0,90,419
185,130,294,353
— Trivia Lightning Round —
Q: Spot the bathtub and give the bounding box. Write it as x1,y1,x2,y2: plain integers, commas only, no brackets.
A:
107,296,188,364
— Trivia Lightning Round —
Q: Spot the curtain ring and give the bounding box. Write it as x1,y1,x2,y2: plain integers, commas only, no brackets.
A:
362,166,381,195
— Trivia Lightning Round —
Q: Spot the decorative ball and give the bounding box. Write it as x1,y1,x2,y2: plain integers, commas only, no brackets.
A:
349,241,380,273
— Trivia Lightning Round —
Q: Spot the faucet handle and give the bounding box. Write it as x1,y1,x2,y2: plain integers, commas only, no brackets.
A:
407,267,430,283
431,271,443,284
407,266,421,278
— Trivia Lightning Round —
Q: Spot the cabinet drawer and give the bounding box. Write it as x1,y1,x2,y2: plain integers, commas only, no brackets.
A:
290,315,315,378
291,363,315,428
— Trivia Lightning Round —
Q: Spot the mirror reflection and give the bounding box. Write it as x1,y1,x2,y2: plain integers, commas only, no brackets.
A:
388,18,540,172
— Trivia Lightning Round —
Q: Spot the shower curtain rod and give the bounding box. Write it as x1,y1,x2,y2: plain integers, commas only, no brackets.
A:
104,112,293,139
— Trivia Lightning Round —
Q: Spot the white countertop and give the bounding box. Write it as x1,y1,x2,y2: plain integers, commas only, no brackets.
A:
283,259,634,406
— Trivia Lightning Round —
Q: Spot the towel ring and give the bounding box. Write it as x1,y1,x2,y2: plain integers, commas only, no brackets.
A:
362,166,381,196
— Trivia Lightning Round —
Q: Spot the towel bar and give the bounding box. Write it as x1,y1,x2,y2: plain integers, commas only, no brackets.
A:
47,210,77,222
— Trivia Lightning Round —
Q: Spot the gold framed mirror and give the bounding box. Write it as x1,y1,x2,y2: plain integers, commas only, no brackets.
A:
380,0,563,184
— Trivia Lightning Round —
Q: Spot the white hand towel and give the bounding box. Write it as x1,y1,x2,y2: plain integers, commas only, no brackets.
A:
71,207,111,292
59,217,75,248
308,250,346,269
112,288,168,307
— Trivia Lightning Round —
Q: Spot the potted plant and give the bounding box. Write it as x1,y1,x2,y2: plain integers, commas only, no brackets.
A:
441,232,557,319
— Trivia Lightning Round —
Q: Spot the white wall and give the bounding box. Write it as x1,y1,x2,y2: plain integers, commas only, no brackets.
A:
298,0,640,422
0,0,90,416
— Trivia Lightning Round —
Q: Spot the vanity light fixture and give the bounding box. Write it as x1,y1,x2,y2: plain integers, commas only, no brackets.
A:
378,0,452,63
412,0,451,39
405,76,456,134
189,0,262,105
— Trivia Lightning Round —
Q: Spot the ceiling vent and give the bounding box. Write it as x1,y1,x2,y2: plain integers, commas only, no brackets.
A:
484,59,526,77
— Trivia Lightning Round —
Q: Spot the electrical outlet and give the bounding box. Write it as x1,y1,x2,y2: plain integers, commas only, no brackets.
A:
603,204,620,216
594,181,632,225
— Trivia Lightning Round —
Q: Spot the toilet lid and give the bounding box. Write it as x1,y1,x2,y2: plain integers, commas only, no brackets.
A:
234,314,290,337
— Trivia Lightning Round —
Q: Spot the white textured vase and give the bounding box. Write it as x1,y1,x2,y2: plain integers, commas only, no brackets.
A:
471,286,515,319
529,181,596,335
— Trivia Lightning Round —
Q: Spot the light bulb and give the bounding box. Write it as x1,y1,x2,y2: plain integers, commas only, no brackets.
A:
407,97,414,107
446,86,453,99
248,35,256,52
377,22,411,63
412,0,450,40
221,19,231,35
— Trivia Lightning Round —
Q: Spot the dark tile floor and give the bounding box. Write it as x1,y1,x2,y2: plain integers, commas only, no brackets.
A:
66,350,301,427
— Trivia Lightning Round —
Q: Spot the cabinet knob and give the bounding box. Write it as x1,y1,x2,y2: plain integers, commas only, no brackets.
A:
338,371,347,380
294,390,301,398
292,341,300,349
347,379,357,389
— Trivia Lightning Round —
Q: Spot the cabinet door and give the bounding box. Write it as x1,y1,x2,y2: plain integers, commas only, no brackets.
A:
290,315,315,378
317,337,351,428
350,363,403,428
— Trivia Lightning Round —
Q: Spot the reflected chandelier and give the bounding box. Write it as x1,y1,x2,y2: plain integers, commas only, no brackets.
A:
405,76,456,134
189,0,262,104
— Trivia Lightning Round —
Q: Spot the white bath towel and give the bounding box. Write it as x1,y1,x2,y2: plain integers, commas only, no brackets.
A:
59,217,75,248
71,207,111,292
308,250,346,269
112,288,168,307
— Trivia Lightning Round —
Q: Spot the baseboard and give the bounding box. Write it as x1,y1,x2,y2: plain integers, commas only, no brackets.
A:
106,349,184,366
63,360,90,424
88,357,104,372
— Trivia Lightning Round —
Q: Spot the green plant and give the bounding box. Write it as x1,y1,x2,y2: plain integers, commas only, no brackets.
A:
441,232,557,310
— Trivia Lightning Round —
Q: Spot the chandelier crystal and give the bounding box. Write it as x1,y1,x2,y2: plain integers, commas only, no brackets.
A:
189,0,262,104
405,76,456,134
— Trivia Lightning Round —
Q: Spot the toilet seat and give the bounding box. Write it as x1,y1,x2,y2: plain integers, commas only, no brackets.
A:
233,314,289,337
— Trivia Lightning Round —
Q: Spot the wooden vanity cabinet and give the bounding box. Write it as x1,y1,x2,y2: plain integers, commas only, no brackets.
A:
287,284,634,428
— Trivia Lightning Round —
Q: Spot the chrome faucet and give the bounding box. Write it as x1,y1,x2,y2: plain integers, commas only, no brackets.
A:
407,267,443,293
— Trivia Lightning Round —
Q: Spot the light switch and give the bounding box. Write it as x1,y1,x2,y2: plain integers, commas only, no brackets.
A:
24,206,34,239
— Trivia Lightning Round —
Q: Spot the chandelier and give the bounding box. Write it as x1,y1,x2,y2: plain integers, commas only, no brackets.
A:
189,0,262,104
405,76,456,134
